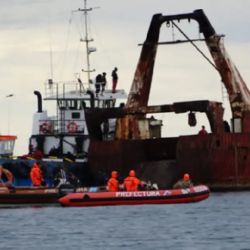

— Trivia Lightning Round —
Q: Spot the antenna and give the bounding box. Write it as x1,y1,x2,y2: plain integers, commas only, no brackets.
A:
76,0,98,88
5,94,14,134
49,40,54,80
47,12,54,82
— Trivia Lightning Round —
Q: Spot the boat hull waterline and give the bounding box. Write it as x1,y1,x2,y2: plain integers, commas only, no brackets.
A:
0,184,75,207
59,185,209,207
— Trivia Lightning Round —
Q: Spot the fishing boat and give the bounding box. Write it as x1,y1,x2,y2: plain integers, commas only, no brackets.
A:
29,0,126,161
0,0,127,187
25,0,127,183
58,185,209,207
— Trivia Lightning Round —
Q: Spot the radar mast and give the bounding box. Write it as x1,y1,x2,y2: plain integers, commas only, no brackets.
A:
78,0,96,88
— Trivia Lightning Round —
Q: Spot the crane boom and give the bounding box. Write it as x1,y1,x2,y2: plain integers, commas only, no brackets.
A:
125,9,250,135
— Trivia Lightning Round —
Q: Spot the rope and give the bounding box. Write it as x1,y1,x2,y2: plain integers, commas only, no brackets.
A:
171,21,218,71
58,11,74,80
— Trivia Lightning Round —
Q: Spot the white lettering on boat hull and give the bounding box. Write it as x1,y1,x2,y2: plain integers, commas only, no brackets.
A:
116,191,160,197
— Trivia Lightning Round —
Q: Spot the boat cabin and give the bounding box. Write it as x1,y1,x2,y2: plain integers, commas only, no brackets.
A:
29,80,127,159
0,135,17,157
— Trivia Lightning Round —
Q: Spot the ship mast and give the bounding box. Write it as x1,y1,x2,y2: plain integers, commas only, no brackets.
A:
77,0,96,89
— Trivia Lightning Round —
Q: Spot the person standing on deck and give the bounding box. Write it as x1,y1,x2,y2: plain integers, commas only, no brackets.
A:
123,170,141,191
107,171,119,192
111,67,118,93
95,74,103,97
101,72,107,94
30,161,45,187
198,125,207,135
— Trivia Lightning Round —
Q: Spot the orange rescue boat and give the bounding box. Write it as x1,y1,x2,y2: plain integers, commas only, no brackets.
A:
59,185,209,207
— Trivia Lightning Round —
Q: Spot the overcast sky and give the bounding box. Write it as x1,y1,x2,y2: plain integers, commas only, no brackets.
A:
0,0,250,155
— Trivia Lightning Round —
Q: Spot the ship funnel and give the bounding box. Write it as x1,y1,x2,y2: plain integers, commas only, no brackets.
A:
34,91,43,113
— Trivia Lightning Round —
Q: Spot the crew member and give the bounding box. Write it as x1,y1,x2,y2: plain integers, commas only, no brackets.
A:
30,161,45,186
173,173,193,189
198,125,207,135
107,170,119,191
0,166,14,187
101,72,107,93
95,74,103,97
111,67,118,93
123,170,141,191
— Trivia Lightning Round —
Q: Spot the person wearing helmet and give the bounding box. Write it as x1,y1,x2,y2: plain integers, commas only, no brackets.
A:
123,170,141,191
173,173,193,189
107,171,119,192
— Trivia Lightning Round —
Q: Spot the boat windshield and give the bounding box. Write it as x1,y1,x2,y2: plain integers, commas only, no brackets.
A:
0,138,16,156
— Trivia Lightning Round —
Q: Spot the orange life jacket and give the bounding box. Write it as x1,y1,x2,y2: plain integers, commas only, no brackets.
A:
107,177,119,191
30,163,44,186
123,176,141,191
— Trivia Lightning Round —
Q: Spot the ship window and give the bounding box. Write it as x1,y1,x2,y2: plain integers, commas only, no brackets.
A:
0,140,14,155
100,100,105,108
68,100,77,110
104,100,112,108
111,99,116,107
84,100,91,108
94,100,104,108
72,112,80,119
79,101,86,109
58,100,67,110
94,100,99,107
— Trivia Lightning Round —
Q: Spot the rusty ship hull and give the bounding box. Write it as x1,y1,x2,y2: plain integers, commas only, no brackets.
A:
85,9,250,191
88,133,250,191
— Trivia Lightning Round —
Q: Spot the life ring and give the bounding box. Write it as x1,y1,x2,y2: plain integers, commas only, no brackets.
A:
67,122,78,133
39,122,51,134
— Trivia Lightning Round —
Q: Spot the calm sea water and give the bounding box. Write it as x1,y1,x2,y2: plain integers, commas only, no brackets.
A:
0,192,250,250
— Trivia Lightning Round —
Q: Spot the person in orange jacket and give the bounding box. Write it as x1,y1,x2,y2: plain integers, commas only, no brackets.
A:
0,166,14,187
123,170,141,191
30,161,45,186
107,170,119,191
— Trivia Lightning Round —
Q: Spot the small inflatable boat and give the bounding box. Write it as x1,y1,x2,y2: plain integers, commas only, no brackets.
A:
59,185,209,207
